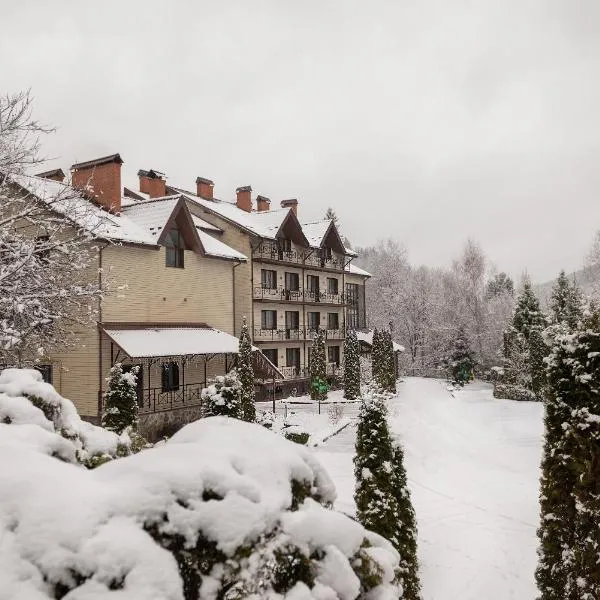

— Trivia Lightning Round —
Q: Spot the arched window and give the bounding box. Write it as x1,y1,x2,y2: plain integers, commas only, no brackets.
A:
165,229,185,268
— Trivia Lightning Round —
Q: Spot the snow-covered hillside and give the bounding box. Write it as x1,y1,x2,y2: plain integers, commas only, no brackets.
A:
316,378,544,600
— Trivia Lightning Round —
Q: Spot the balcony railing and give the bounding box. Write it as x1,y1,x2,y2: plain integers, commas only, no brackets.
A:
255,328,345,342
253,243,346,271
138,383,204,414
253,286,345,304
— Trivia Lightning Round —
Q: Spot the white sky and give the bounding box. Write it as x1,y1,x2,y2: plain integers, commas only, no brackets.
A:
3,0,600,282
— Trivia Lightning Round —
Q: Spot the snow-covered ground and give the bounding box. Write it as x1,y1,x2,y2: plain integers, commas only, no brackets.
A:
314,377,544,600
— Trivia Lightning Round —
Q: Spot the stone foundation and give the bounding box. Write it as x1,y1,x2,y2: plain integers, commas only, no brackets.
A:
139,405,204,442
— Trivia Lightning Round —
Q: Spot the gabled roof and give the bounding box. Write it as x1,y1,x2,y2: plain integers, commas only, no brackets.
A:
301,219,346,254
7,173,156,246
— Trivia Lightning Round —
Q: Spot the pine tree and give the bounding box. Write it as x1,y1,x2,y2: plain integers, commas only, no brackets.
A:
324,207,338,224
201,371,243,418
343,329,361,400
238,318,256,422
512,280,546,341
309,330,327,401
354,385,421,599
101,363,139,435
449,327,475,386
536,323,579,600
528,328,548,398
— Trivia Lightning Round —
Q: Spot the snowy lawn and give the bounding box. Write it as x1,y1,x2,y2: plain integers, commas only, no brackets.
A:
314,377,544,600
256,389,360,446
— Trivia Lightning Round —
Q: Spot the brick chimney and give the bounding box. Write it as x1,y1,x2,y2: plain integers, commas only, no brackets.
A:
196,176,214,199
71,153,123,214
138,169,166,198
256,195,271,212
36,168,66,183
280,198,298,216
236,185,252,212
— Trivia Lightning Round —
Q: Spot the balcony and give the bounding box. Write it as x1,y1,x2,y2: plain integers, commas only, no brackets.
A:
254,328,345,342
253,286,345,305
253,243,345,272
254,243,303,265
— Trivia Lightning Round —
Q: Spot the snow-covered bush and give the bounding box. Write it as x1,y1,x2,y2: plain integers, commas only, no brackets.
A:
257,409,275,429
102,362,140,434
0,368,133,467
0,416,403,599
201,371,242,418
493,383,538,402
283,424,310,445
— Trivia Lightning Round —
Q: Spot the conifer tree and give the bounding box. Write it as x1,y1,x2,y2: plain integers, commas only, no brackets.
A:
102,363,139,434
343,329,361,400
201,371,243,418
382,330,397,393
528,328,548,398
449,327,475,386
536,323,579,600
309,330,327,400
354,385,421,599
371,328,384,388
390,439,421,600
549,271,583,330
238,318,256,422
512,280,546,341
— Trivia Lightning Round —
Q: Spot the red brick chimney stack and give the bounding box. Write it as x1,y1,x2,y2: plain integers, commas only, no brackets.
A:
236,185,252,212
71,153,123,214
138,169,166,198
36,168,66,183
256,195,271,212
280,198,298,216
196,176,214,199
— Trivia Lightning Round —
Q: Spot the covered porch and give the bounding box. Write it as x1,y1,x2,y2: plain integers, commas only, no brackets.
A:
101,324,281,414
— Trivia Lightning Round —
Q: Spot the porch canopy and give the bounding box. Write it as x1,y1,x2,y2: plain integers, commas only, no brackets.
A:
102,325,282,379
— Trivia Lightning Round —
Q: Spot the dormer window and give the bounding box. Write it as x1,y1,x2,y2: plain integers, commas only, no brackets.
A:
279,238,292,252
165,229,185,268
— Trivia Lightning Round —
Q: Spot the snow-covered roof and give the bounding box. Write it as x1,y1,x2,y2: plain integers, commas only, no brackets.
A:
8,173,156,246
195,227,247,261
355,330,405,352
103,327,242,358
346,263,372,277
190,214,222,232
301,220,333,249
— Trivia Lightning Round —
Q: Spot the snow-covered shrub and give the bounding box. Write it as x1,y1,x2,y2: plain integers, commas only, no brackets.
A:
0,368,134,467
257,409,276,429
102,362,139,434
493,383,538,402
0,416,402,599
283,424,310,445
201,371,242,418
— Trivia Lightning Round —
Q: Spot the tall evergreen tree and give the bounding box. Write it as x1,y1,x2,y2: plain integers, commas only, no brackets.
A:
382,329,397,393
528,328,548,398
309,330,327,400
390,439,421,600
536,323,579,600
102,363,139,434
343,329,361,400
371,328,384,388
201,371,243,418
449,327,475,386
238,317,256,422
549,271,583,329
512,280,546,341
324,207,338,224
354,385,421,600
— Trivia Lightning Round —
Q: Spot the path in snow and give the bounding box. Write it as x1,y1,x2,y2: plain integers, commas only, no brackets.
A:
314,377,544,600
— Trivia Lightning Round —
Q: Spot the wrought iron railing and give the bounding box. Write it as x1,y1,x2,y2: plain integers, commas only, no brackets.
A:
253,243,345,271
138,383,204,414
254,328,345,342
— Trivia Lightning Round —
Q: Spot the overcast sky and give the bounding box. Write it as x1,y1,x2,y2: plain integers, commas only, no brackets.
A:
3,1,600,282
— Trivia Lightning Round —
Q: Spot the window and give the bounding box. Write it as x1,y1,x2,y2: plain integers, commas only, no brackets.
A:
345,283,359,305
286,348,301,369
307,275,320,301
263,349,278,366
35,364,52,384
35,235,50,262
327,278,339,295
307,311,320,330
161,362,179,392
327,313,339,330
327,345,340,366
285,311,300,330
284,272,299,291
165,229,185,268
279,238,292,252
347,306,359,329
261,310,277,330
261,269,277,289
